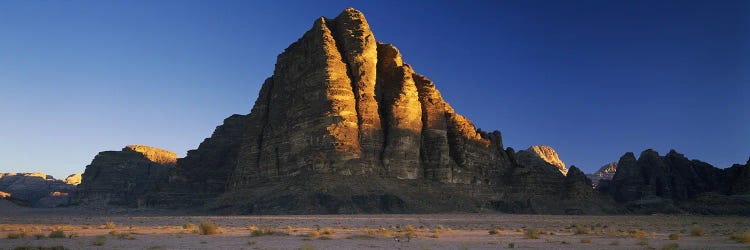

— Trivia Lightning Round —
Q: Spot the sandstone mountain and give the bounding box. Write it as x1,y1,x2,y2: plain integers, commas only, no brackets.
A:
0,172,78,207
516,145,568,176
72,145,176,207
587,162,617,188
151,8,619,214
599,149,750,215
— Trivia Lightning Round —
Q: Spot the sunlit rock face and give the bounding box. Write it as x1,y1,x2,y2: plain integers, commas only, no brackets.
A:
161,8,621,214
64,173,82,186
516,145,568,176
73,145,176,207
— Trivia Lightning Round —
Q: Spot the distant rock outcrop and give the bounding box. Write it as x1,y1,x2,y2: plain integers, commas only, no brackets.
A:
602,149,750,215
587,162,617,188
0,172,77,207
64,173,82,186
72,145,176,207
516,145,568,176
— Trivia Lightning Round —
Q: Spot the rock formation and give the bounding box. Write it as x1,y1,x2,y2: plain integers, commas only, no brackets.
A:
0,172,77,207
73,145,176,207
587,162,617,188
602,149,750,215
516,145,568,176
64,173,82,186
153,8,621,214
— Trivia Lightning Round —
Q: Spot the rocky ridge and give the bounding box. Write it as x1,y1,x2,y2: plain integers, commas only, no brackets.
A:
600,149,750,215
587,162,617,188
0,172,79,207
516,145,568,176
72,145,176,207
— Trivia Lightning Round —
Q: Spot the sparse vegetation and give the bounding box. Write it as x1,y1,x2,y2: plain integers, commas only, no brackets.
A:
574,224,591,235
48,230,66,238
92,235,107,246
730,231,750,243
690,225,704,236
104,221,116,229
250,227,288,237
488,229,501,235
524,228,541,239
668,233,680,240
199,220,221,235
182,223,197,230
661,242,679,250
629,229,649,238
7,232,26,239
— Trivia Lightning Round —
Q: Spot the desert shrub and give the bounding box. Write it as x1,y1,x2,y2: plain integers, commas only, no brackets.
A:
199,220,221,235
574,225,591,235
319,227,335,235
48,230,66,238
525,228,541,239
690,225,704,236
182,223,197,230
92,235,106,246
580,238,592,243
488,229,501,235
661,243,679,250
108,230,118,236
7,232,26,239
730,231,750,243
104,221,115,229
668,233,680,240
118,232,136,240
306,231,321,237
629,229,649,238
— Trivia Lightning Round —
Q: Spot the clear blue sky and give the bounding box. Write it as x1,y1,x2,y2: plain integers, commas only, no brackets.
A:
1,1,748,179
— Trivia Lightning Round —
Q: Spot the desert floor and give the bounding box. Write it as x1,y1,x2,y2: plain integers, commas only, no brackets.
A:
1,201,749,249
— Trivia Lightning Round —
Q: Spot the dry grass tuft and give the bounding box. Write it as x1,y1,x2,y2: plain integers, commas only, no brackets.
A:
199,220,222,235
48,230,66,238
488,229,501,235
690,225,704,236
104,221,116,229
250,227,288,237
730,231,750,243
525,228,541,239
574,225,591,235
668,233,680,240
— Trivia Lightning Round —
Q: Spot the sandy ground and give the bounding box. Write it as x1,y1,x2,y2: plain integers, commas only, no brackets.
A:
1,202,749,249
